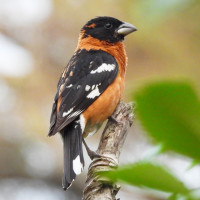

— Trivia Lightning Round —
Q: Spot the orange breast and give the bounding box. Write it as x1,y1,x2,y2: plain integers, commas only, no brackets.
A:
83,73,125,125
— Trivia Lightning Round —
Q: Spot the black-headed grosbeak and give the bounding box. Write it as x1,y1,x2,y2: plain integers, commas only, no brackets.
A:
48,16,137,190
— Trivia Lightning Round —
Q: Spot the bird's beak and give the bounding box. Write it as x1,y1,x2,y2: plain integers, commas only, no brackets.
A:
117,22,137,36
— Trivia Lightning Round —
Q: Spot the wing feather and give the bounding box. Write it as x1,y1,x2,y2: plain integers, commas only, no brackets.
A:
48,49,118,135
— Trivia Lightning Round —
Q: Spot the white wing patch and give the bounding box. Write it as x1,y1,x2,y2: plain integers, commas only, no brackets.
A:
85,85,91,91
66,84,73,88
73,155,83,175
87,85,100,99
69,110,82,119
79,114,86,132
90,63,115,74
63,107,74,117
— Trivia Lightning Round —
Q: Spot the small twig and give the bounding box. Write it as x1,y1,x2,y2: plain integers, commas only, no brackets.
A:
82,101,134,200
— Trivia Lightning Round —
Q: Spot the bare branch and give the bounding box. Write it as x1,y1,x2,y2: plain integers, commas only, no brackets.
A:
83,101,134,200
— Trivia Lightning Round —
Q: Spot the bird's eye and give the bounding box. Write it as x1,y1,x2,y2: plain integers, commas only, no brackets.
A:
104,23,113,29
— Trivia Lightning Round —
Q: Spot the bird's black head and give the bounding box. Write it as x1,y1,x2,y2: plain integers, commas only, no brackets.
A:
81,16,137,43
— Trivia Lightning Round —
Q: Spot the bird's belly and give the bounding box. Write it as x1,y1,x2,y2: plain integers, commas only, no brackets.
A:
83,74,124,126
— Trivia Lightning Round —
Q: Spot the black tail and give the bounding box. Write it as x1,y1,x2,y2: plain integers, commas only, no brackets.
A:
61,120,84,190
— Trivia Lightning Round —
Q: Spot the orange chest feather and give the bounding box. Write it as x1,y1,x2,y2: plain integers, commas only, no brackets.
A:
82,72,125,125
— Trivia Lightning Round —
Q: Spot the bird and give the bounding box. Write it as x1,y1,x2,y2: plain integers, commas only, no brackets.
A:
48,16,137,190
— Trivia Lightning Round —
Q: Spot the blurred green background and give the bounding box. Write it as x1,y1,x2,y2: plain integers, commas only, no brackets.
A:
0,0,199,199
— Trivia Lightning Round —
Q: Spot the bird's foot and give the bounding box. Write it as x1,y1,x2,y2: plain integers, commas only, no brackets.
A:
83,138,101,160
108,115,123,125
87,149,101,160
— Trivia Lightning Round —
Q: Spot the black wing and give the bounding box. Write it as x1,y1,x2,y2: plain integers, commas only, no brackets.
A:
48,49,118,136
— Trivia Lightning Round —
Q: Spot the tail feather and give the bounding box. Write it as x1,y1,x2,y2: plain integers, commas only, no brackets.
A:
61,120,84,190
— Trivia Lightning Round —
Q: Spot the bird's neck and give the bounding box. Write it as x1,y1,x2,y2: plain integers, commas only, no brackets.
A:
76,31,127,76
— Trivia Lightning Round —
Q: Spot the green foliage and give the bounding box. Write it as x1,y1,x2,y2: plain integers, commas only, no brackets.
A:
169,192,200,200
99,81,200,200
100,161,189,194
134,81,200,161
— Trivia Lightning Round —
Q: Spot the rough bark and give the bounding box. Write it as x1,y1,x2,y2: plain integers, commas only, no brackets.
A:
83,101,134,200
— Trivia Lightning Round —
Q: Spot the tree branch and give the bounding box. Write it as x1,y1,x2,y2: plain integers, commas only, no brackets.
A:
83,101,134,200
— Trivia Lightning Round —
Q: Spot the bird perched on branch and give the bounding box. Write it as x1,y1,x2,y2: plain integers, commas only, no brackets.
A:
48,16,137,190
